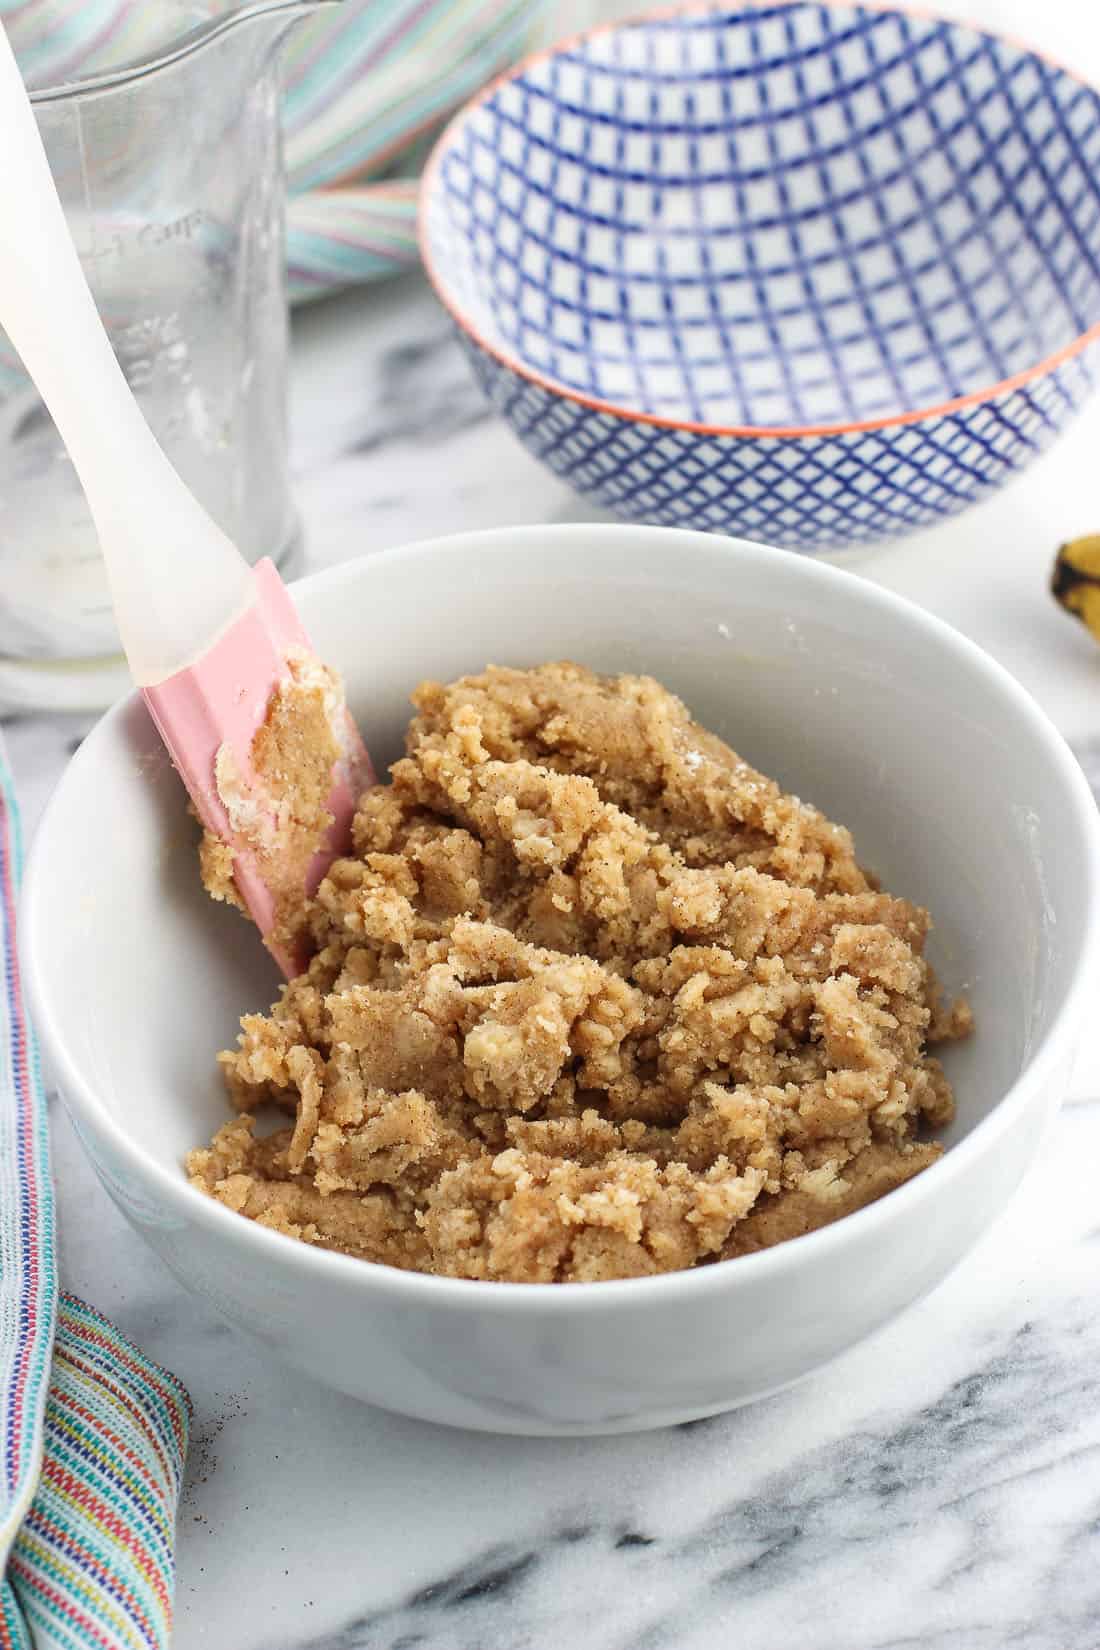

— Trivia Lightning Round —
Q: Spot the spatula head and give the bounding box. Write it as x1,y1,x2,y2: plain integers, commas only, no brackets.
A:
142,559,374,977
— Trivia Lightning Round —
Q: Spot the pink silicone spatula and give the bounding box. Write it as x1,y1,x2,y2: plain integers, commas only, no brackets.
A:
0,21,374,977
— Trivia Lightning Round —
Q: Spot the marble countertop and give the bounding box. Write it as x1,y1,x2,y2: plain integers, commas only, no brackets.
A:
7,37,1100,1632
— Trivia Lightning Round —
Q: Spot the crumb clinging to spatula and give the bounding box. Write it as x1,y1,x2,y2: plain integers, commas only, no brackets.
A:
142,559,375,982
198,648,368,969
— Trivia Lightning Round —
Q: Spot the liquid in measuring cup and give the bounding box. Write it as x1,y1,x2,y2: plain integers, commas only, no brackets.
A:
0,0,316,711
0,223,296,679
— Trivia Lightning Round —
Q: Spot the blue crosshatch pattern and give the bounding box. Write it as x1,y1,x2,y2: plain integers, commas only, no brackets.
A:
460,335,1094,544
425,2,1100,546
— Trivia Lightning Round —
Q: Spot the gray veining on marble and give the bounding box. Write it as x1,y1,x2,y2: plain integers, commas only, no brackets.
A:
286,1281,1100,1650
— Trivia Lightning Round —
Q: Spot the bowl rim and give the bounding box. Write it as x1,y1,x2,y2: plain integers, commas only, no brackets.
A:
419,0,1100,442
22,524,1100,1311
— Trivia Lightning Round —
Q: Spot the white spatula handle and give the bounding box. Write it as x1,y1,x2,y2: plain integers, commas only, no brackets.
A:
0,21,254,685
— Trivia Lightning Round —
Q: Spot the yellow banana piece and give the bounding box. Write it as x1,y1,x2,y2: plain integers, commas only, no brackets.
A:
1052,535,1100,642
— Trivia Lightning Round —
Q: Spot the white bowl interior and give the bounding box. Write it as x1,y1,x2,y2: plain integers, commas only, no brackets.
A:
426,5,1100,426
28,529,1090,1199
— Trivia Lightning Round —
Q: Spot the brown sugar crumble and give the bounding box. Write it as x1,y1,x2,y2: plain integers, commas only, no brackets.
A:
187,662,972,1283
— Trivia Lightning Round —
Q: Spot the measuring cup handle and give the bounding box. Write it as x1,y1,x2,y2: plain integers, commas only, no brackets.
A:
0,20,253,685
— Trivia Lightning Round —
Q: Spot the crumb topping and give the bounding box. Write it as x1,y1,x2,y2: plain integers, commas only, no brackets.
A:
188,663,970,1282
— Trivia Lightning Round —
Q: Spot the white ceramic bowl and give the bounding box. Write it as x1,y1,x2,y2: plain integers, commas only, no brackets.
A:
23,526,1100,1435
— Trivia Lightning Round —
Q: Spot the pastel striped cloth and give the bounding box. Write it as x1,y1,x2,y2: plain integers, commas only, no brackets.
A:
0,733,191,1650
1,0,549,303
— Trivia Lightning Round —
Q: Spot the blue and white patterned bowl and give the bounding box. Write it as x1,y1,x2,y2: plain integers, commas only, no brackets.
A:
421,2,1100,549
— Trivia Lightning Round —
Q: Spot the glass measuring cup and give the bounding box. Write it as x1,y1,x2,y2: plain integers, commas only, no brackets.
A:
0,0,332,711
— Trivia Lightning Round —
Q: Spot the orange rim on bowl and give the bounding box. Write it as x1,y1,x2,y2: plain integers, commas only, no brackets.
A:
419,0,1100,440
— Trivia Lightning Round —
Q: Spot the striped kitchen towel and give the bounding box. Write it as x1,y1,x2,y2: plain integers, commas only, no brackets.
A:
0,731,191,1650
1,0,549,303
